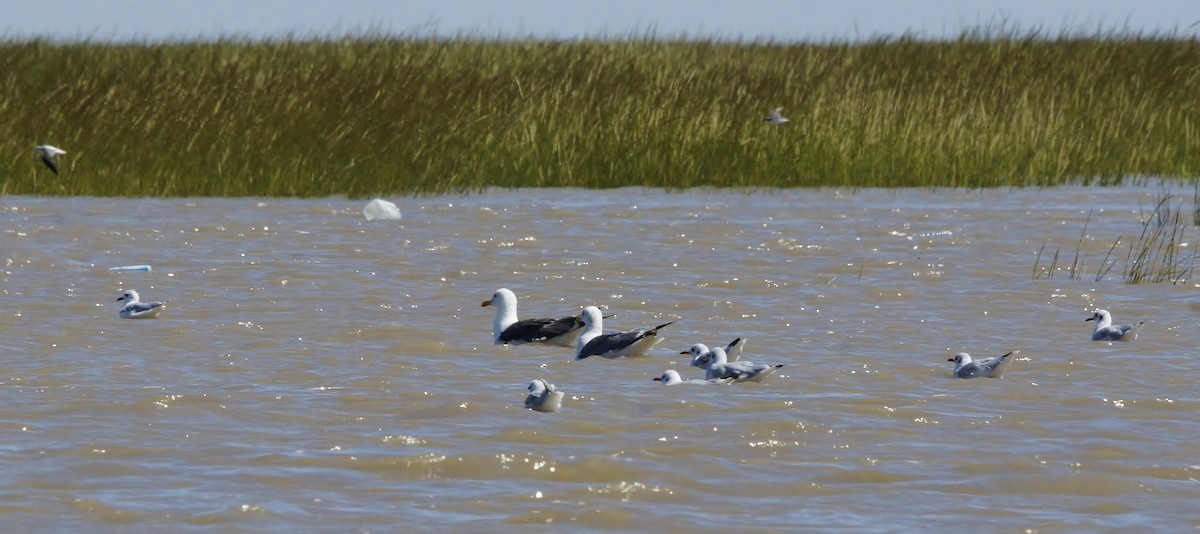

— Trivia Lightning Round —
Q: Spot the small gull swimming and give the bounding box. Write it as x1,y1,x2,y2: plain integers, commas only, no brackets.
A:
34,145,66,174
653,370,731,386
576,306,674,360
1085,309,1143,341
948,350,1018,379
116,290,168,319
763,107,789,125
524,379,564,412
695,347,782,383
482,288,586,347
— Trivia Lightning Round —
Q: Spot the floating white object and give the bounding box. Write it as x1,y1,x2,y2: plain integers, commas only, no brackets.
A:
109,265,153,272
363,199,402,221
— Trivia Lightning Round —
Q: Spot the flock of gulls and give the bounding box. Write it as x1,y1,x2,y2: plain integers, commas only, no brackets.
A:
483,287,1145,413
35,139,1145,412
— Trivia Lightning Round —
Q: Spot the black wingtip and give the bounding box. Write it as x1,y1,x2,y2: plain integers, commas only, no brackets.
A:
652,321,676,331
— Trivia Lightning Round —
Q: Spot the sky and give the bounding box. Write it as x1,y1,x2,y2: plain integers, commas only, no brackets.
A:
8,0,1200,42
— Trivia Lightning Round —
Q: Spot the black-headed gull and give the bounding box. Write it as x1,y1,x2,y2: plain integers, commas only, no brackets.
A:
1085,310,1143,341
116,290,167,319
524,379,563,412
482,288,586,347
763,107,789,125
34,145,66,174
576,306,674,360
694,347,782,383
947,350,1018,379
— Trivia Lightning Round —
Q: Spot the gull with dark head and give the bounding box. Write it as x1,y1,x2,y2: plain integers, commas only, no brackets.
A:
1085,310,1143,341
34,145,66,174
116,290,168,319
948,350,1017,379
575,306,674,360
482,288,586,347
694,347,782,383
524,379,563,412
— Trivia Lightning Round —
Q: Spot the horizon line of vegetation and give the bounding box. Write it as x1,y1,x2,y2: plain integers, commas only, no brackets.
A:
3,28,1200,197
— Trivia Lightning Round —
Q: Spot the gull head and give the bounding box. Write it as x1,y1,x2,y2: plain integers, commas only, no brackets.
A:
116,290,140,303
580,306,604,329
1085,310,1111,325
680,343,710,366
948,353,974,366
525,379,562,412
482,287,516,309
653,370,684,385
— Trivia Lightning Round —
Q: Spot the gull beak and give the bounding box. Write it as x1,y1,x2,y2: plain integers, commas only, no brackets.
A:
481,299,492,307
652,376,663,382
1084,316,1095,322
679,350,690,355
946,357,955,362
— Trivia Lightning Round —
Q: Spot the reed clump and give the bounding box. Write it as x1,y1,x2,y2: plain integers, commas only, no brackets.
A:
3,31,1200,196
1033,194,1197,284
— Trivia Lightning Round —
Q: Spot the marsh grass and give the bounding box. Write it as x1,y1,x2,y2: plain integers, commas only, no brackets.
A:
1034,194,1197,284
3,30,1200,196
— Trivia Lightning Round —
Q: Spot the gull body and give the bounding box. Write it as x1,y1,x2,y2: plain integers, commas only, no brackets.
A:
116,290,167,319
1086,310,1143,341
482,288,584,347
576,306,674,360
34,145,66,174
524,379,564,412
948,350,1017,379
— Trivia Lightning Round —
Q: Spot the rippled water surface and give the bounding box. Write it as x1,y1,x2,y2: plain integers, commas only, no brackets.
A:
2,187,1199,532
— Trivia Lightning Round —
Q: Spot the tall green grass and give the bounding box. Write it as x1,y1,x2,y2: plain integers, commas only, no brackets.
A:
3,31,1200,196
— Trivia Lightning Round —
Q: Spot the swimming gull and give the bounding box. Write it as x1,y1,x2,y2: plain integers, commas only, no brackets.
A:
1085,310,1143,341
524,379,564,412
116,290,168,319
576,306,674,360
653,370,731,386
34,145,66,174
948,350,1018,379
695,347,782,383
482,288,586,347
763,107,789,125
682,337,746,367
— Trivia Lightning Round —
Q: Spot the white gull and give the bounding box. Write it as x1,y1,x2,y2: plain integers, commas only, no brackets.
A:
948,350,1018,379
116,290,168,319
524,379,564,412
34,145,66,174
653,370,731,386
1086,310,1143,341
763,107,789,125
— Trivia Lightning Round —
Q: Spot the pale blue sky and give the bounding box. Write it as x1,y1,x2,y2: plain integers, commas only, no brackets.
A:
8,0,1200,42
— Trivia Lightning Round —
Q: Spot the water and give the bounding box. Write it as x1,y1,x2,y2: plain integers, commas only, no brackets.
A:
2,187,1198,532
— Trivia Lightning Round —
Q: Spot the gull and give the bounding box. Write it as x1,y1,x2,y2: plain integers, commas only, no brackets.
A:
681,337,746,367
1085,310,1143,341
524,379,563,412
947,350,1018,379
653,370,732,386
695,347,782,383
34,145,66,174
482,288,586,347
576,306,674,360
116,290,168,319
763,107,789,125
